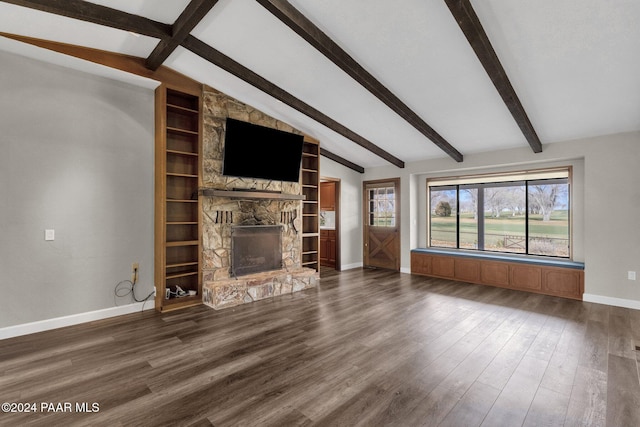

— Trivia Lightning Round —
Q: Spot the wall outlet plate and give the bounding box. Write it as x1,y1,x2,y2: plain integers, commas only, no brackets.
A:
45,229,55,241
628,271,636,280
131,262,139,283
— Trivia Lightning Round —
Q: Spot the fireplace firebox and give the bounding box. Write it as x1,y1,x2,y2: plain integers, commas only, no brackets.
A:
231,225,283,277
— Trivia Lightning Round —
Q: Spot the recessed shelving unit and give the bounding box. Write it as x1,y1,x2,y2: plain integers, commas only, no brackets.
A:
155,86,203,311
301,140,320,271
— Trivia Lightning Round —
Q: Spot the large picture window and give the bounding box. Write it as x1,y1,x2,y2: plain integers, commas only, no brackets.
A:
428,169,570,258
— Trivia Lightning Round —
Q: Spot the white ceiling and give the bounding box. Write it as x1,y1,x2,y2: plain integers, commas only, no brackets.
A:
0,0,638,169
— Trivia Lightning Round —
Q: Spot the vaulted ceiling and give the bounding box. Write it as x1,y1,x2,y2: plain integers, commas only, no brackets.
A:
1,0,638,170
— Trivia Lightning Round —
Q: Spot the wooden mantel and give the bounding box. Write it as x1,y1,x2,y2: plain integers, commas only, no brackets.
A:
200,188,306,201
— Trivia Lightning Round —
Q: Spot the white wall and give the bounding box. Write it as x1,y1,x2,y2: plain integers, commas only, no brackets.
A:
364,132,640,307
320,157,363,270
0,50,155,329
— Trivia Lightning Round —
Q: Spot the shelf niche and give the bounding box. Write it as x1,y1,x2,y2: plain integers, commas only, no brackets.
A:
155,86,203,312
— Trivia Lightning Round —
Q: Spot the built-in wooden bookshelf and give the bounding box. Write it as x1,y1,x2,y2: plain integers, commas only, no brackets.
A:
155,86,203,311
301,139,320,271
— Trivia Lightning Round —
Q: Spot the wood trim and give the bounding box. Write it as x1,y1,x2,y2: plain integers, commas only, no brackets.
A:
0,32,202,93
182,35,405,168
154,86,168,310
303,134,320,145
443,0,542,153
256,0,463,163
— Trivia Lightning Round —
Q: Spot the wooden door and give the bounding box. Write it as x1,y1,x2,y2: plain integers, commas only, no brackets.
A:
363,178,401,271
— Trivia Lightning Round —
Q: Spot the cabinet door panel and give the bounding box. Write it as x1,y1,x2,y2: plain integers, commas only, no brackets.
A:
455,259,480,282
480,262,510,287
510,265,542,290
432,256,455,278
328,236,336,263
319,238,328,263
542,268,583,299
411,253,432,275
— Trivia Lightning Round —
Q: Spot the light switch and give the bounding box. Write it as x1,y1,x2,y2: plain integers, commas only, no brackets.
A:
628,271,636,280
45,229,55,241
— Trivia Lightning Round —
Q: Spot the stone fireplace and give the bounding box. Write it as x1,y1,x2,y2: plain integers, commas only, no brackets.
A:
200,86,318,310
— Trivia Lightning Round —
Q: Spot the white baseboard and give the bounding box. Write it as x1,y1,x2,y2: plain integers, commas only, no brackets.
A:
0,302,154,340
340,262,363,271
582,293,640,310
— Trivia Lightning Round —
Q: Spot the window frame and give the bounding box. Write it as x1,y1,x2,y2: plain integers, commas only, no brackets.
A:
427,167,572,259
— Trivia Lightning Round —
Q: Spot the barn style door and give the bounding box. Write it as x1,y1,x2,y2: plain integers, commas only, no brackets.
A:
363,178,401,271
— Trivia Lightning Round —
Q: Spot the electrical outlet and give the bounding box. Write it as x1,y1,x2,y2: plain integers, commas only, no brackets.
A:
628,271,636,281
132,262,139,283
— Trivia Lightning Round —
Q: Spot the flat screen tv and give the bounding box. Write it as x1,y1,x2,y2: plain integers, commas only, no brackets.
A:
222,118,304,183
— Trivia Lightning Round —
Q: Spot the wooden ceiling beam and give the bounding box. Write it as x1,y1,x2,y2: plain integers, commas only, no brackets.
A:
444,0,543,153
320,148,365,173
256,0,463,163
0,0,171,39
1,0,403,167
145,0,218,71
182,35,405,168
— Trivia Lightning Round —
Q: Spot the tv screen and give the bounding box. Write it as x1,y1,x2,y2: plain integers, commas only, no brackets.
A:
222,118,304,183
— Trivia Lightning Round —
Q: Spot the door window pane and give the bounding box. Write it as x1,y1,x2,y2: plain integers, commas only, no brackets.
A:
368,186,396,227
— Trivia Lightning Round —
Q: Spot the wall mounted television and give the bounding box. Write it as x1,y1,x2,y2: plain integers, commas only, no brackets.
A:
222,118,304,183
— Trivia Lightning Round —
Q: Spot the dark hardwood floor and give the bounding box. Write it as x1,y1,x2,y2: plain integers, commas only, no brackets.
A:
1,267,639,426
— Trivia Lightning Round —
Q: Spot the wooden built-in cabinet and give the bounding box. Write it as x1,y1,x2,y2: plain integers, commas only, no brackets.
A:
320,182,335,211
155,86,203,311
301,139,319,271
411,250,584,300
320,229,336,268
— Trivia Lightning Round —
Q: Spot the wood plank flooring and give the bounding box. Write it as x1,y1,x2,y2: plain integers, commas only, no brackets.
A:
1,267,639,426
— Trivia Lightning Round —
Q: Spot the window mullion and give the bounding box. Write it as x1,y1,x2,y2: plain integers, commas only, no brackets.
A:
456,185,460,249
525,181,529,255
477,185,485,250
